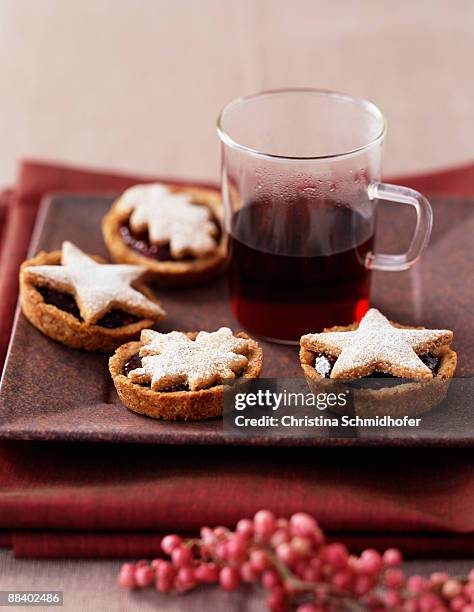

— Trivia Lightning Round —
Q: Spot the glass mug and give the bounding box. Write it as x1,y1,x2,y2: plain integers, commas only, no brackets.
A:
217,89,432,344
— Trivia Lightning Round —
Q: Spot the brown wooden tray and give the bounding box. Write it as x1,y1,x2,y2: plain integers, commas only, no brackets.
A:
0,193,473,446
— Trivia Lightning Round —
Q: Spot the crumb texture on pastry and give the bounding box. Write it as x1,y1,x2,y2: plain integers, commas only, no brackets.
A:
300,308,453,380
109,331,263,421
118,183,218,258
129,327,249,391
23,241,165,324
101,183,228,286
20,248,165,353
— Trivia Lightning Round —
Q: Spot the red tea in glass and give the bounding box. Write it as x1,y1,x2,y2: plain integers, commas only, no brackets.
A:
218,89,432,343
228,197,373,342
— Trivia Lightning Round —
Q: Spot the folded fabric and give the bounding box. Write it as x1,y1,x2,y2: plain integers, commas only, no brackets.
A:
11,532,474,560
389,161,474,198
0,158,473,559
0,440,473,558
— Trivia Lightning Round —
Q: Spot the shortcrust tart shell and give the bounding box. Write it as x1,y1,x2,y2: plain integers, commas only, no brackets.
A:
20,251,165,353
109,332,263,421
102,184,228,286
300,321,457,418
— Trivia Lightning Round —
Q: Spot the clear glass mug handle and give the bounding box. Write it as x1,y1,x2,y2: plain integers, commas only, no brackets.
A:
365,182,433,271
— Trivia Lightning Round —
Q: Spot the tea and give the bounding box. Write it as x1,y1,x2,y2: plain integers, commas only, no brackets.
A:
228,198,374,342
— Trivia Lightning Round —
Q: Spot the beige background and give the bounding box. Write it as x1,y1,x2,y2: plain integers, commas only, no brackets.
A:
0,0,473,187
0,1,473,610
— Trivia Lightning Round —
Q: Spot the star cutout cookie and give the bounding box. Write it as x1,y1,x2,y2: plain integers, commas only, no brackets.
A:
301,308,453,379
128,327,249,391
25,241,165,324
119,183,218,258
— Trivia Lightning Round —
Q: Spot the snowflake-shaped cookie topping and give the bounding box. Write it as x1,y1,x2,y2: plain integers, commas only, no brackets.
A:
25,241,165,324
128,327,249,391
119,183,219,258
301,308,452,379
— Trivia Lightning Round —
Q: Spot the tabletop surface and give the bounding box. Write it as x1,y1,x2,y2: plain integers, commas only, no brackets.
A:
0,193,473,447
0,551,472,612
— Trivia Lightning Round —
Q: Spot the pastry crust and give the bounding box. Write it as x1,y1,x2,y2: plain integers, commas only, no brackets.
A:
300,321,457,418
20,251,165,353
102,184,228,286
109,332,263,420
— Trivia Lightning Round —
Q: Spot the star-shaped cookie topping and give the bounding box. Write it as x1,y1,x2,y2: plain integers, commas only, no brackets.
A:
119,183,218,258
25,241,165,324
301,308,453,379
128,327,249,391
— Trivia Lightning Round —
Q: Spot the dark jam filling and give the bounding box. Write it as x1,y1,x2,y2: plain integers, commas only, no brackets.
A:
123,353,245,391
36,286,139,329
120,212,221,262
314,351,440,386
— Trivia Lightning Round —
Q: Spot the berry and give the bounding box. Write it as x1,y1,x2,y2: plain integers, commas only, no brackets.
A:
322,542,349,569
430,571,450,586
236,518,253,538
442,579,463,599
407,574,427,594
290,535,312,556
419,593,443,610
200,527,215,545
276,542,298,566
151,558,164,570
450,595,467,611
213,526,228,537
266,586,286,611
156,561,174,581
118,564,136,589
385,589,402,608
219,566,240,591
194,562,219,584
135,565,154,587
332,569,353,590
384,568,405,589
358,548,383,575
290,512,318,536
171,545,192,567
271,529,290,548
215,542,229,560
155,576,173,593
253,510,277,538
160,534,182,555
262,570,281,589
302,565,321,582
250,549,270,572
176,566,196,589
354,575,372,596
226,535,246,561
383,548,403,567
240,561,260,583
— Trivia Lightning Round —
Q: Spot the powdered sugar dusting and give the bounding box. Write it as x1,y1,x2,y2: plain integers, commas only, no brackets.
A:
119,183,218,258
303,308,452,379
128,327,249,391
25,241,165,324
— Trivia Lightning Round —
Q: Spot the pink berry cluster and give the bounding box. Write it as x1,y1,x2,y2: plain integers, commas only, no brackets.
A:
118,509,474,611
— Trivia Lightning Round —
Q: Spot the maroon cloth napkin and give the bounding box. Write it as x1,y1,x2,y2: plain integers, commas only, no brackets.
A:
0,159,473,559
1,441,473,559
